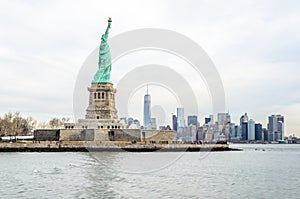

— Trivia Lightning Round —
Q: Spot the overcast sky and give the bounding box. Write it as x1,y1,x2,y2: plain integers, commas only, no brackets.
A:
0,0,299,136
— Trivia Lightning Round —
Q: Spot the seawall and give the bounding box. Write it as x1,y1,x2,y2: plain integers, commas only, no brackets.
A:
0,142,241,152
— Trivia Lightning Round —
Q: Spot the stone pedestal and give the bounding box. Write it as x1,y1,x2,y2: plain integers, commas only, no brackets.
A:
85,82,118,121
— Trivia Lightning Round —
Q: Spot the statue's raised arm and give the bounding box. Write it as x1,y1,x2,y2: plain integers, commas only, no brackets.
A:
102,17,112,41
93,17,113,83
105,17,112,34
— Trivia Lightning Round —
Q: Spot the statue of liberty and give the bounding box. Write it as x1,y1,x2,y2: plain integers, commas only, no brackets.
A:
93,17,112,83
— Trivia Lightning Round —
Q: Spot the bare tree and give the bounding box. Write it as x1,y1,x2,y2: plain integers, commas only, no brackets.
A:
0,113,70,135
48,117,69,129
36,121,49,129
0,112,37,136
49,118,60,129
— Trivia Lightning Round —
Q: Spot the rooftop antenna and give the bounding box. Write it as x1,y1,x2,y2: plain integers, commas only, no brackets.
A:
147,83,149,95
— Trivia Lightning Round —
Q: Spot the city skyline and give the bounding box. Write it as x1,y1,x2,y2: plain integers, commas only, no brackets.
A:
128,85,289,137
0,1,299,136
168,107,286,142
126,88,287,142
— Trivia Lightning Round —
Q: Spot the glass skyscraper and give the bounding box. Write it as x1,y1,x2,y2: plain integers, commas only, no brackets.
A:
187,115,198,126
217,113,227,125
255,123,262,141
240,113,249,126
143,87,151,129
177,108,185,128
241,122,248,140
247,119,255,140
268,114,284,141
172,114,178,131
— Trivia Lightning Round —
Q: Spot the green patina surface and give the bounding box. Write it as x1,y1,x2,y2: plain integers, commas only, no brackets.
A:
93,18,112,83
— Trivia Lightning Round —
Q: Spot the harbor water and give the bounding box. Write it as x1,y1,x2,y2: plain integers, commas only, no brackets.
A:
0,144,299,198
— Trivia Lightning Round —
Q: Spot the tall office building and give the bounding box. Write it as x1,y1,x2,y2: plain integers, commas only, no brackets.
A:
263,128,268,142
255,123,262,141
240,113,249,126
150,118,157,130
226,112,231,124
177,108,185,128
204,117,211,124
209,115,214,124
172,114,177,131
205,115,214,125
277,121,284,140
247,119,255,140
143,86,151,129
230,125,237,138
187,115,198,127
187,124,197,142
241,122,248,140
217,113,227,125
217,112,231,126
236,125,242,139
268,114,284,141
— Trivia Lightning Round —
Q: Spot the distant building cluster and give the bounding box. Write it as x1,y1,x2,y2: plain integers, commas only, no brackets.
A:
119,117,141,129
171,109,286,143
140,87,290,143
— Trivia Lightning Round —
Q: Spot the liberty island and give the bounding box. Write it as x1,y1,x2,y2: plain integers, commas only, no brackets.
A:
0,17,235,152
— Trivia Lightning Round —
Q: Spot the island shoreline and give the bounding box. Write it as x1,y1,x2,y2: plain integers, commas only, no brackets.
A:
0,142,241,152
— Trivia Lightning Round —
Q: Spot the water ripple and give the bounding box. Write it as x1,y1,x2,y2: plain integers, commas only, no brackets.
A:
0,145,299,198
